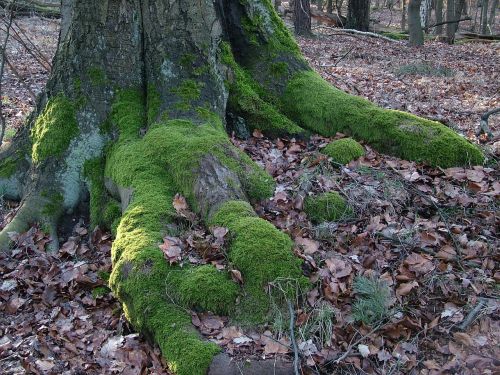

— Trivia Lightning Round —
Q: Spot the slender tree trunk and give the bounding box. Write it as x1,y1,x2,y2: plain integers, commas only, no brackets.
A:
0,1,484,374
420,0,432,28
435,0,444,34
402,0,408,30
295,0,312,35
488,0,498,29
446,0,457,41
346,0,371,30
481,0,490,33
327,0,334,12
409,0,425,44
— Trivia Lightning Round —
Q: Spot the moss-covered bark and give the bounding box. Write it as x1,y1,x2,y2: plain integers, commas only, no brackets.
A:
0,0,486,373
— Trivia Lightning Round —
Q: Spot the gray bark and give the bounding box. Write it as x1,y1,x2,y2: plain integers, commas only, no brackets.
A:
409,0,425,45
435,0,444,34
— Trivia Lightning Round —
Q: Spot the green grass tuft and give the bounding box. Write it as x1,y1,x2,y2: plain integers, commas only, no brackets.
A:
304,191,352,223
352,276,392,325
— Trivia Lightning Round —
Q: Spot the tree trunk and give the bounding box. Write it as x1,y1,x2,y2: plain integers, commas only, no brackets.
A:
402,0,408,30
409,0,425,44
295,0,312,35
420,0,432,28
446,0,457,41
488,0,498,29
346,0,371,30
0,0,483,374
481,0,490,33
435,0,444,34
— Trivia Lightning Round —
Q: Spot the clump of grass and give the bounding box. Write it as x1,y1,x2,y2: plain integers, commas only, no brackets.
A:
395,61,455,77
299,301,335,347
352,276,392,325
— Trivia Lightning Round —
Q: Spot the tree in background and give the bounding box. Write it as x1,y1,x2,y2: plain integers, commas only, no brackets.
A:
295,0,312,35
346,0,371,30
409,0,425,44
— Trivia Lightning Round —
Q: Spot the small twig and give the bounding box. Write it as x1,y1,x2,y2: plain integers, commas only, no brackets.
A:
458,297,488,331
313,26,400,42
477,107,499,139
0,0,15,147
426,17,472,30
334,45,355,67
327,323,382,365
288,300,300,375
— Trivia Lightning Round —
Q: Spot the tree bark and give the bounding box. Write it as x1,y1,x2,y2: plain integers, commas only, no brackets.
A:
409,0,425,44
294,0,312,35
446,0,457,42
435,0,444,34
346,0,371,30
0,0,484,373
481,0,490,33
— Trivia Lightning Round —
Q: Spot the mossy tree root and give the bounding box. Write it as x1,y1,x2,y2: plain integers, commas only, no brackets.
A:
105,88,307,375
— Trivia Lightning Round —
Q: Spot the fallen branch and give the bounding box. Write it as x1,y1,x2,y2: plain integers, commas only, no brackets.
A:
288,300,300,375
0,0,60,18
458,297,488,331
426,17,471,29
477,107,499,139
459,32,500,40
313,25,400,42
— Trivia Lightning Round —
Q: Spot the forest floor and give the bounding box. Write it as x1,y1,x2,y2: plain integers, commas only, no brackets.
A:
0,15,499,375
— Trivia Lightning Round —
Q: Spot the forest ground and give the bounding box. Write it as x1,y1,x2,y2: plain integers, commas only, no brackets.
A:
0,15,498,375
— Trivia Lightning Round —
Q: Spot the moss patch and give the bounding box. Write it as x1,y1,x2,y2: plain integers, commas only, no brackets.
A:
31,94,79,164
282,71,484,168
0,157,17,178
322,138,365,165
210,200,309,324
220,42,304,137
304,191,352,223
179,265,239,315
106,90,253,375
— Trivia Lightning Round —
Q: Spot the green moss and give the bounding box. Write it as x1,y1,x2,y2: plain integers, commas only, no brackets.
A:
304,192,352,223
282,71,484,167
209,200,256,227
270,62,289,77
379,31,408,40
84,157,104,226
103,200,121,229
322,138,365,165
92,286,110,298
0,157,17,178
106,91,240,374
147,84,162,125
179,265,239,314
31,94,79,164
88,66,107,86
211,200,308,324
171,80,203,102
41,192,64,217
220,42,304,137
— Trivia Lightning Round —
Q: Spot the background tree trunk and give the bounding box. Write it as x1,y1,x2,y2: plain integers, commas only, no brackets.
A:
295,0,312,35
402,0,408,30
488,0,498,30
346,0,371,30
409,0,425,44
435,0,444,34
480,0,490,33
446,0,457,42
